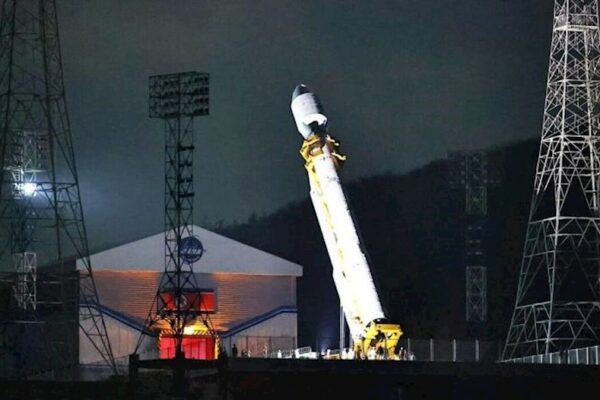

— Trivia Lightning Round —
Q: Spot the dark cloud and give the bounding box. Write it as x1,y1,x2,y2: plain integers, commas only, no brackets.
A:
56,0,553,249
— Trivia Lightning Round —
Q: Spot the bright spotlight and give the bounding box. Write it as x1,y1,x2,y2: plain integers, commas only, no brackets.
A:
20,182,37,197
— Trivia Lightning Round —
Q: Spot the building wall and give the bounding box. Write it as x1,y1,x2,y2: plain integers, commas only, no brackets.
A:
81,270,298,364
92,270,160,324
79,312,156,364
223,312,297,357
80,309,298,364
92,270,296,331
208,273,295,330
79,225,302,277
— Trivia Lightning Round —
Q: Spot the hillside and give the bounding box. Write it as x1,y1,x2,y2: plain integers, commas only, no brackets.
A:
218,138,539,348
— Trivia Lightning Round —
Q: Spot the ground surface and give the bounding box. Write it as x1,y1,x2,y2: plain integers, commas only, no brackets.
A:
1,358,598,399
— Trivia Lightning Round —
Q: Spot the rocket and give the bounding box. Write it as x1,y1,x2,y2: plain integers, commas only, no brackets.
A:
290,84,390,346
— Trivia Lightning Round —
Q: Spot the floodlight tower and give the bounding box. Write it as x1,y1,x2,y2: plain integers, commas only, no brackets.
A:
503,0,600,360
0,0,115,377
448,151,490,324
143,71,214,358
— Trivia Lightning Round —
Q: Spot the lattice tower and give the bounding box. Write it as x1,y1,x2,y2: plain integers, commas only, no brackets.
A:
503,0,600,359
0,0,115,377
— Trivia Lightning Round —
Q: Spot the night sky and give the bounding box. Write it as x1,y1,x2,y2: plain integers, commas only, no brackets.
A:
57,1,553,250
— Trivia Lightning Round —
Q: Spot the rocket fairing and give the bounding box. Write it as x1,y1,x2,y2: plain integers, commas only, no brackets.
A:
291,84,386,342
291,84,328,139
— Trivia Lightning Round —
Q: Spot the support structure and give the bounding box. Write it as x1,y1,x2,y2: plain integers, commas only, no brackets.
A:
503,0,600,360
0,0,115,377
448,151,490,323
466,266,487,322
137,72,215,360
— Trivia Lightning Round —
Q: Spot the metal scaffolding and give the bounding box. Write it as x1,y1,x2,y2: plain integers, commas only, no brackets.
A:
448,151,490,323
503,0,600,360
136,71,215,359
449,152,489,216
466,266,487,322
0,0,115,377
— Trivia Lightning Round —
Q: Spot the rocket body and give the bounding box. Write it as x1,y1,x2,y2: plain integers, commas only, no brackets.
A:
308,142,386,340
291,85,386,342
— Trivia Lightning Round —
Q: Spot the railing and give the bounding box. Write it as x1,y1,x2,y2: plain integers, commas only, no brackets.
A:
257,338,501,362
504,345,600,365
310,338,500,362
396,338,499,362
223,335,296,358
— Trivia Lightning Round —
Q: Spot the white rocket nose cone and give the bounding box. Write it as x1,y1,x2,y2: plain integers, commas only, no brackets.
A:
291,84,328,139
292,84,310,101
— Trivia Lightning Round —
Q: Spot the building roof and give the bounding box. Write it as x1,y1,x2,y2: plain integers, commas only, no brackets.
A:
76,225,302,277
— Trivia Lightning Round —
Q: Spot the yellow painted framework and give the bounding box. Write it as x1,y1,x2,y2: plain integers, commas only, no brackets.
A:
300,134,403,359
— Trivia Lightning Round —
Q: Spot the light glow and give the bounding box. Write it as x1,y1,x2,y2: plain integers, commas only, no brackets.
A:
183,326,198,335
183,321,209,336
20,182,37,197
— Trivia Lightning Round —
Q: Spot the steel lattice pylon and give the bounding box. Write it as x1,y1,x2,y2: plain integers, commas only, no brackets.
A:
135,72,215,359
0,0,116,377
503,0,600,360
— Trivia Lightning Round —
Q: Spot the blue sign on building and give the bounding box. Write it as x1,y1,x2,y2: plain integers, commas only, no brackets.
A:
179,236,204,264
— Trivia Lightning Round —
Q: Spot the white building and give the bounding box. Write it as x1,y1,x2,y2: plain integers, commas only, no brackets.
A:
77,225,302,364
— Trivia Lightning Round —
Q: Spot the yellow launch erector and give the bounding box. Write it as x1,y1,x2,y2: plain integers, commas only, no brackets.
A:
293,85,403,359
